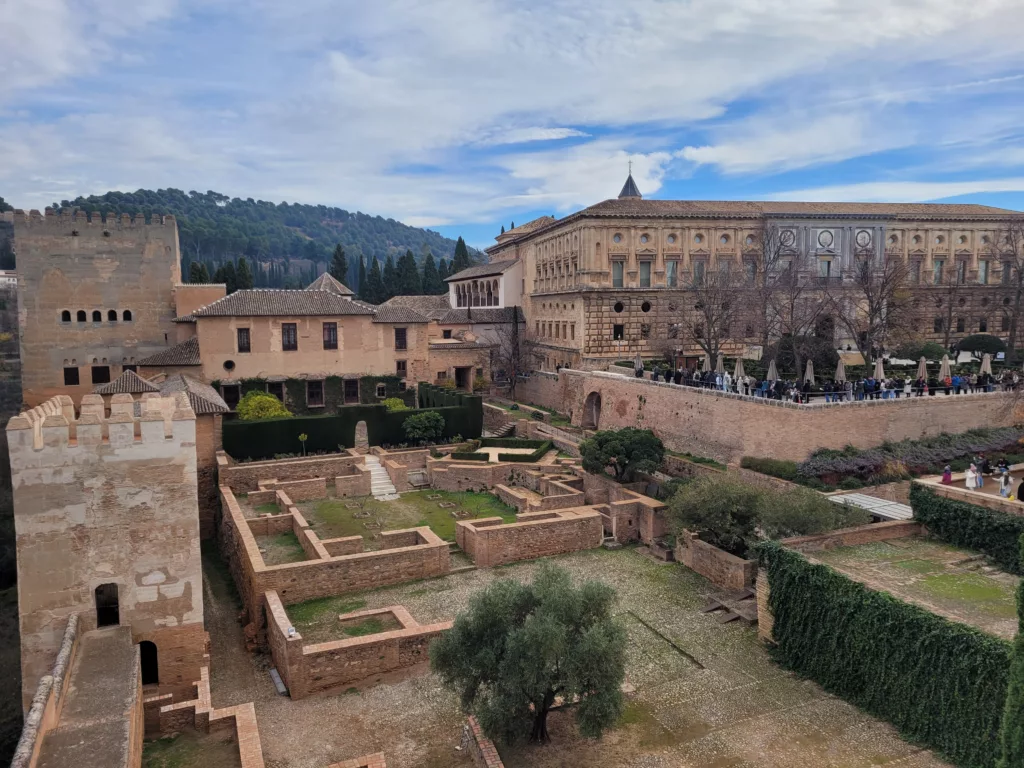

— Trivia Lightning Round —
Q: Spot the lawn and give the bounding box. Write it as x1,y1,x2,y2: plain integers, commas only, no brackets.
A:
143,729,242,768
255,531,307,565
298,490,517,545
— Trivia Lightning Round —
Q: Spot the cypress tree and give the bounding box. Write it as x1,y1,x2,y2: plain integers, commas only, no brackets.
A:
236,257,254,289
382,254,397,300
364,256,385,303
422,253,443,294
999,535,1024,767
330,243,348,284
438,257,449,283
500,225,505,234
189,261,210,283
453,236,471,274
396,250,422,295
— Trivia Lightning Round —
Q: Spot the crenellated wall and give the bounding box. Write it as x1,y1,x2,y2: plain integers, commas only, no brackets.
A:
8,392,207,708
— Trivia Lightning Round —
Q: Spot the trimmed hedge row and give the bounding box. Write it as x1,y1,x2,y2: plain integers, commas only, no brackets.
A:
449,451,490,462
758,541,1011,768
498,441,553,463
739,456,799,482
480,438,548,449
909,484,1024,575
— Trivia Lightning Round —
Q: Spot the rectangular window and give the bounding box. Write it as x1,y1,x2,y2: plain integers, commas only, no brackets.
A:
343,379,359,403
1004,262,1013,285
956,261,966,284
63,367,79,386
282,323,297,351
819,259,832,277
443,329,452,339
639,261,651,288
555,324,560,339
745,261,756,285
666,260,678,287
536,322,540,335
562,323,567,339
90,365,110,384
394,327,407,350
570,324,575,340
437,371,447,380
322,322,338,350
613,324,624,341
267,381,284,401
237,327,251,353
979,317,988,333
306,380,324,408
978,260,989,285
910,261,921,285
376,383,387,397
222,384,240,410
934,317,944,333
933,260,945,285
122,364,137,374
693,261,706,285
396,359,407,376
1003,315,1011,331
611,261,624,288
956,317,965,333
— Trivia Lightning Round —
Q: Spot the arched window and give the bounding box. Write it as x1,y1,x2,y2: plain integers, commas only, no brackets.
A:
61,310,71,323
107,310,117,322
123,310,133,322
140,641,159,685
76,310,86,322
91,310,101,322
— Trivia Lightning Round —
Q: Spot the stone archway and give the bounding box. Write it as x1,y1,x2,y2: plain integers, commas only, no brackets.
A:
582,392,602,430
354,420,369,450
140,640,159,685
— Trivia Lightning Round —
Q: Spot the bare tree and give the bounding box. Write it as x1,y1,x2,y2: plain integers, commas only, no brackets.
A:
685,267,744,363
986,219,1024,364
767,248,830,379
936,259,970,350
825,247,913,363
492,307,538,401
748,222,792,349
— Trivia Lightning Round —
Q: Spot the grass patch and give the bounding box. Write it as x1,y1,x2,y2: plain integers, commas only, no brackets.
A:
894,559,943,574
256,531,307,565
667,451,727,471
143,730,242,768
254,503,280,514
920,572,1012,603
287,596,367,627
339,613,403,637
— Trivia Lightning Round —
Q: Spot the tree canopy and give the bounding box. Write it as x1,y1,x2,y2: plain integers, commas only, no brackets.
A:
957,333,1007,357
402,411,445,442
431,562,626,745
329,244,348,285
235,391,292,421
580,428,665,482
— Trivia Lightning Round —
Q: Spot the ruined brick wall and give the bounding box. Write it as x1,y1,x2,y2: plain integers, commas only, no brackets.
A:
11,210,182,407
195,414,222,539
9,392,206,708
466,716,505,768
756,570,774,643
483,403,515,431
456,509,603,567
674,533,756,590
781,520,923,553
533,369,1017,462
218,451,364,492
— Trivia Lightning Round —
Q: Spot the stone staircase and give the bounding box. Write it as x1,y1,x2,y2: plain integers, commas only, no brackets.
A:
363,455,399,500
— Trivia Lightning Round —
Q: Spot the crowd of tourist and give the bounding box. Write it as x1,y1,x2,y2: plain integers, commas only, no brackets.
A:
642,364,1020,404
943,454,1022,500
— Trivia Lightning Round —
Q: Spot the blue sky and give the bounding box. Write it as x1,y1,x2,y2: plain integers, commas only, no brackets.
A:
3,0,1024,250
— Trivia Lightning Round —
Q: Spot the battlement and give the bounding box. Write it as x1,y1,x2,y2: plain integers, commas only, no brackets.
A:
1,208,176,229
6,392,195,452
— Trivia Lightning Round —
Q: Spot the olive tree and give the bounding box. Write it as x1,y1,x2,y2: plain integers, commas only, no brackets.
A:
580,428,665,482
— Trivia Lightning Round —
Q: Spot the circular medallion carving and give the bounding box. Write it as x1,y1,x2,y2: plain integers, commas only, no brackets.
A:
818,230,834,248
856,230,871,247
780,230,795,246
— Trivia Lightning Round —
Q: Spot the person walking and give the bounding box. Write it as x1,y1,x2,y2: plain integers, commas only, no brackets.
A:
966,464,978,491
941,465,953,485
1001,470,1014,498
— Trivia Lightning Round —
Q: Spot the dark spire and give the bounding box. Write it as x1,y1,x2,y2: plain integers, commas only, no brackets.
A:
618,172,642,199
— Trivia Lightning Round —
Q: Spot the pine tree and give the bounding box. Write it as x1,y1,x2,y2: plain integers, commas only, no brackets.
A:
422,253,444,294
396,250,422,295
438,258,449,283
214,261,239,293
363,257,386,303
330,244,348,285
510,221,515,229
358,255,367,299
189,261,210,283
453,236,471,274
236,257,254,289
500,225,505,235
382,254,397,301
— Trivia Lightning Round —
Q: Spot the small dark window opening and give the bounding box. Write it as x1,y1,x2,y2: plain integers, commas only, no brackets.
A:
140,641,159,685
394,327,407,350
61,310,71,323
92,310,101,322
396,359,407,376
307,380,325,407
76,310,86,322
343,378,359,404
934,317,944,333
123,310,132,322
979,318,988,332
443,329,452,339
237,328,251,353
107,310,117,322
614,302,624,313
95,583,119,627
267,381,285,401
63,367,79,386
323,322,338,350
91,365,110,384
1003,315,1011,331
223,360,235,372
956,318,965,333
613,324,624,341
282,323,297,351
641,301,651,313
123,364,137,374
222,384,241,409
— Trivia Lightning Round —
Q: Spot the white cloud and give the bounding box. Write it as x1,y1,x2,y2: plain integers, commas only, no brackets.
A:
477,127,589,146
768,178,1024,203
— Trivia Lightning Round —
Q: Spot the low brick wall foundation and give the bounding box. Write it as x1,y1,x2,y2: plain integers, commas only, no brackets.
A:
781,520,923,553
466,716,505,768
456,508,603,567
675,533,755,590
329,754,387,768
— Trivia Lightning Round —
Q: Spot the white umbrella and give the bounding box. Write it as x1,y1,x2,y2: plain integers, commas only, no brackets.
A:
916,356,928,380
873,358,885,381
804,359,815,384
701,352,711,371
715,353,725,374
939,354,951,381
767,359,779,382
834,358,846,383
734,358,746,380
980,353,993,375
634,351,644,375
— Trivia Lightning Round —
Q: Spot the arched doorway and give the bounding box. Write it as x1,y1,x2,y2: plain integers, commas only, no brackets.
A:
582,392,602,430
354,420,369,450
95,583,119,627
140,641,159,685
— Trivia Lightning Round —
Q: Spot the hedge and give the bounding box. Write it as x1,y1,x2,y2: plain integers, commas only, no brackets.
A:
498,441,553,463
449,451,490,462
739,456,799,482
758,541,1011,768
479,438,548,449
909,484,1024,575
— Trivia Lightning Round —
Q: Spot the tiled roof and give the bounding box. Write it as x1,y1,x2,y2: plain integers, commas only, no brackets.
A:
618,173,642,199
440,307,525,324
576,198,1020,219
445,260,519,282
381,294,452,321
429,340,495,350
173,315,196,323
136,336,201,366
93,369,161,395
159,374,230,415
306,272,355,296
191,289,375,317
371,305,429,323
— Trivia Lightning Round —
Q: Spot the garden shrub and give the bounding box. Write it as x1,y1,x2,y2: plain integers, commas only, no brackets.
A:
758,541,1011,768
480,438,547,449
498,441,553,463
381,397,408,412
998,536,1024,767
235,391,292,421
739,456,799,482
404,411,446,443
909,484,1024,575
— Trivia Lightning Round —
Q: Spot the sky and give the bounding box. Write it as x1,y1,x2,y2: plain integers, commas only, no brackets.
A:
3,0,1024,250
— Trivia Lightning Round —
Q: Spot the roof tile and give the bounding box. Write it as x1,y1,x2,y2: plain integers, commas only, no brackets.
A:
92,369,161,395
192,289,374,318
445,260,519,282
136,337,201,366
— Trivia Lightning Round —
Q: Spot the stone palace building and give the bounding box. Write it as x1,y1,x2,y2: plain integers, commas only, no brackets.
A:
488,174,1024,370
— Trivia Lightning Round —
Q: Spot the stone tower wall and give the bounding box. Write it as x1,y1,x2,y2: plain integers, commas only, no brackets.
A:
6,209,181,406
8,392,206,708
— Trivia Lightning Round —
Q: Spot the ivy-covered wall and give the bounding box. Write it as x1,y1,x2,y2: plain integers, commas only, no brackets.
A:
910,483,1024,575
758,541,1011,768
214,374,417,416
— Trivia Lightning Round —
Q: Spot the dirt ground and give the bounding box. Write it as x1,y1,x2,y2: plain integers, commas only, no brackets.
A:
201,543,953,768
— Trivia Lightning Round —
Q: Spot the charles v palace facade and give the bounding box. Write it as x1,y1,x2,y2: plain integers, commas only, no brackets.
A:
489,174,1024,371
